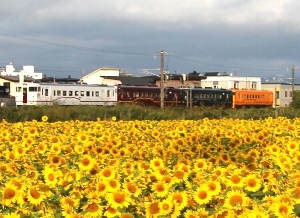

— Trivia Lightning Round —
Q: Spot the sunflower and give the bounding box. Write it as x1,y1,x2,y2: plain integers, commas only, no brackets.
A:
286,140,299,154
111,116,117,122
193,158,208,171
82,201,103,217
226,170,244,188
103,206,121,218
77,155,96,171
290,187,300,204
243,174,262,192
60,197,80,210
106,191,132,209
193,186,212,205
167,191,188,211
74,144,85,154
100,167,116,181
120,213,135,218
41,115,48,122
106,179,121,192
224,189,249,210
145,201,160,218
43,166,60,187
1,182,19,206
150,158,165,171
271,201,294,218
95,181,108,196
2,211,21,218
151,182,170,198
158,199,173,216
207,180,222,196
123,182,142,197
26,187,46,206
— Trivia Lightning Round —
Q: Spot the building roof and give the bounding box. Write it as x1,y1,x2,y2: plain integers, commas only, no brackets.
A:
82,67,122,79
105,76,155,86
0,75,34,82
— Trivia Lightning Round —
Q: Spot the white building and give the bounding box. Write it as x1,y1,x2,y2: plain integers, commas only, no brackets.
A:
0,63,45,80
200,75,261,90
81,67,122,85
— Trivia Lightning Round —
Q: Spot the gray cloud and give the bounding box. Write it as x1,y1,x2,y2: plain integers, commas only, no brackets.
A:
0,0,299,78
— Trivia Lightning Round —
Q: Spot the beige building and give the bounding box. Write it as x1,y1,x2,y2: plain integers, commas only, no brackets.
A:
261,82,300,107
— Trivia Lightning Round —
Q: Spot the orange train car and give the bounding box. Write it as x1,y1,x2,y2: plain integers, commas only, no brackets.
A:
232,89,273,109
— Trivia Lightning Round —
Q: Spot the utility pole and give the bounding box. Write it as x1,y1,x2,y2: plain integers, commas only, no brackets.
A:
160,50,164,109
154,50,172,110
292,65,295,97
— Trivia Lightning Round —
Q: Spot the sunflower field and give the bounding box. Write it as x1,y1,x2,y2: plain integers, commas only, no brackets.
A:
1,116,300,217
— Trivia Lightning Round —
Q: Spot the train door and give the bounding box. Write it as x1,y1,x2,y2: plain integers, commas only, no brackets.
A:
23,88,27,104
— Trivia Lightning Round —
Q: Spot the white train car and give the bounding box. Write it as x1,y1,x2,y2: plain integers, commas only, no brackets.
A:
18,83,118,106
15,83,40,106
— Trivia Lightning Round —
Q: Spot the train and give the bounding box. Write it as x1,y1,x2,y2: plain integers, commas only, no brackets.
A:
0,83,16,107
10,83,274,108
117,85,274,108
15,83,117,106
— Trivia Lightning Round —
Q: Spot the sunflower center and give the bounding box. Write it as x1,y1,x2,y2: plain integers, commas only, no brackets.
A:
30,189,41,199
279,206,288,214
81,158,90,166
230,195,243,206
231,175,241,183
162,203,170,210
48,173,55,181
247,179,256,187
156,185,164,192
173,195,183,203
149,202,160,214
103,170,111,177
113,193,125,203
88,203,99,212
198,191,207,199
174,171,184,179
4,188,15,199
127,184,136,193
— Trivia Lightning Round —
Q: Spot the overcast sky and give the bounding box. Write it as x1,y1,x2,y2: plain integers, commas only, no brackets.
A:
0,0,299,80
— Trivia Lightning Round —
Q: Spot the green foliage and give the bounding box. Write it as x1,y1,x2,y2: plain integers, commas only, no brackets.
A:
0,105,298,122
290,90,300,108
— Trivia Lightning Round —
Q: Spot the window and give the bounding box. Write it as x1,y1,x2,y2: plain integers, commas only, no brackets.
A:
57,90,61,96
234,81,239,89
107,90,111,97
69,91,73,96
285,91,288,97
75,91,79,96
251,82,257,89
95,91,99,97
45,89,49,97
63,91,67,96
16,87,22,92
80,91,84,96
290,91,293,97
86,91,90,97
29,87,37,92
53,90,56,96
275,91,279,99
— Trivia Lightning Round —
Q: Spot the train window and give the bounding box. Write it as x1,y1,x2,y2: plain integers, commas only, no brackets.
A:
69,91,73,96
141,92,144,97
45,89,49,97
135,92,139,97
285,91,288,97
29,87,37,92
63,91,67,96
86,91,90,97
38,87,41,92
75,91,79,96
95,91,99,97
107,90,110,97
145,92,148,97
16,87,22,92
53,90,56,96
275,91,279,99
81,91,84,97
57,90,61,96
149,92,153,98
226,94,229,99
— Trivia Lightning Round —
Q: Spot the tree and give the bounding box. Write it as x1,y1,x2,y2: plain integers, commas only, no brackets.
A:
290,90,300,108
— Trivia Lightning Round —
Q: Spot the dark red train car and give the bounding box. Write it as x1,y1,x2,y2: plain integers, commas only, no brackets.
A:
117,85,186,106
